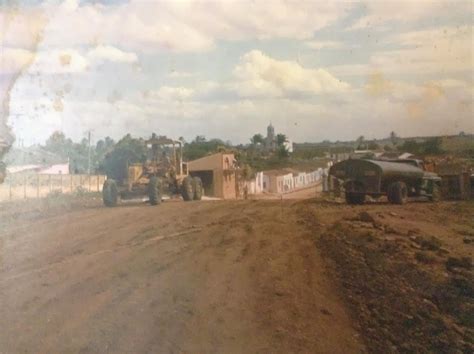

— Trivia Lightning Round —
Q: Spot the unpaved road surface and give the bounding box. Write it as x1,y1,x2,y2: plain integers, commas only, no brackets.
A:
1,195,472,353
0,197,363,353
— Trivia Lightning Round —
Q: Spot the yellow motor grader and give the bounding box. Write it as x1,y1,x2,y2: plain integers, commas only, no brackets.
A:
102,135,202,207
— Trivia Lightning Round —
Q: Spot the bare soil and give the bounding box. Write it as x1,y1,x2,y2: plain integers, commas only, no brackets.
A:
1,193,472,353
0,193,362,353
300,199,474,353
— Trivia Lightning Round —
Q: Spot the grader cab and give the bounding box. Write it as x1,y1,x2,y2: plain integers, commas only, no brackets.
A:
102,134,202,207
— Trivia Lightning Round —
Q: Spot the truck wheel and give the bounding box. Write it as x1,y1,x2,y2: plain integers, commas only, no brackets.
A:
181,176,194,201
148,176,162,205
103,179,118,207
193,177,203,200
389,181,408,204
345,192,365,205
429,183,440,202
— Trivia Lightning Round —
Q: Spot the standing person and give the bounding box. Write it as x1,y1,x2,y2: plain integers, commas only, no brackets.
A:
322,169,328,193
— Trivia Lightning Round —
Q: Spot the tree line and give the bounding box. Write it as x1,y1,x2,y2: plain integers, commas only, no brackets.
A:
41,131,232,180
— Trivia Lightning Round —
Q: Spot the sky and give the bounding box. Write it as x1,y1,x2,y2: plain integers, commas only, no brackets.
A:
1,0,473,146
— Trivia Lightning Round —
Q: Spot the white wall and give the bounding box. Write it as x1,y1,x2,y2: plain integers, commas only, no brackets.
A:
39,163,70,175
255,163,331,195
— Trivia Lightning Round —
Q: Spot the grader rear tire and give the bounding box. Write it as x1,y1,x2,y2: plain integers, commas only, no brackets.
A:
181,176,194,201
148,176,162,205
193,177,203,200
102,179,118,207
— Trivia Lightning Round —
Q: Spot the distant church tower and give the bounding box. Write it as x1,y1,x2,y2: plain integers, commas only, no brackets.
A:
266,122,276,151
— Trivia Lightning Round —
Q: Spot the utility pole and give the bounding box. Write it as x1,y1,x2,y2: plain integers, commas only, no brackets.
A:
87,130,91,175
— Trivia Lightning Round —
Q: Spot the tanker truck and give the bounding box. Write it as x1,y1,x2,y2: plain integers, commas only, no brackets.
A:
329,158,441,205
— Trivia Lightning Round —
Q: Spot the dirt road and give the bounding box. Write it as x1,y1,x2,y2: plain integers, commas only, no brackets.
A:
2,194,472,353
0,197,363,353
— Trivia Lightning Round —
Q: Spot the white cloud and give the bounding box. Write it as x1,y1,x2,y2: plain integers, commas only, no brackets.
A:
12,0,353,53
329,26,472,77
0,48,35,75
0,5,48,144
167,71,195,78
29,49,89,74
348,0,471,30
0,6,47,48
326,64,370,77
4,0,473,146
17,45,138,77
153,86,195,101
305,40,343,50
232,50,350,97
87,45,138,64
372,26,472,75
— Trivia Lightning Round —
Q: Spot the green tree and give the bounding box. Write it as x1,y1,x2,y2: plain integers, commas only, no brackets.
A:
423,137,444,155
356,135,365,149
368,140,380,150
277,145,289,159
400,140,421,154
100,135,146,181
44,131,90,173
276,133,287,147
45,131,73,156
194,135,206,143
390,131,398,145
250,134,264,145
183,137,228,160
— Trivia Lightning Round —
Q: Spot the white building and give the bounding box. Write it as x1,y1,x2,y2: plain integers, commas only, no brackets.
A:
283,139,293,153
7,163,69,175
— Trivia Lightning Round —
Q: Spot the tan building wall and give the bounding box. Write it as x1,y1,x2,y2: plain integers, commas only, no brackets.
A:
188,153,237,199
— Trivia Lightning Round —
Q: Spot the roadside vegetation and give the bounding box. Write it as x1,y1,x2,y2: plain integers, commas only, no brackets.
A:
8,130,473,182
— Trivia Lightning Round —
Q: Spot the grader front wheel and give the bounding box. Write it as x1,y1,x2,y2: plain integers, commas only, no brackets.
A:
181,176,194,201
149,176,162,205
103,179,118,207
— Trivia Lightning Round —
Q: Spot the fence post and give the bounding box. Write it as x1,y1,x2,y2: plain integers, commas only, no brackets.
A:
24,175,27,199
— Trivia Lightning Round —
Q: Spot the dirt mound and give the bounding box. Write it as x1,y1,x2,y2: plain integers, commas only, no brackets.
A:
315,204,474,353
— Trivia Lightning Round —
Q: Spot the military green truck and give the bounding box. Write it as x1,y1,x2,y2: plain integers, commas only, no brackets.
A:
329,159,441,205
